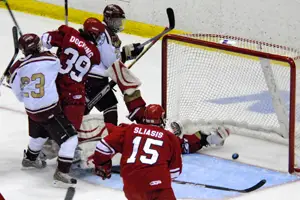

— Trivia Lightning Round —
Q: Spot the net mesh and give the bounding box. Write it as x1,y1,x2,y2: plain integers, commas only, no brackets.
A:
163,34,300,172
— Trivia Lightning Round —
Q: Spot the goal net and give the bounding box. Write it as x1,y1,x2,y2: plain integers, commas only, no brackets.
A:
161,33,300,173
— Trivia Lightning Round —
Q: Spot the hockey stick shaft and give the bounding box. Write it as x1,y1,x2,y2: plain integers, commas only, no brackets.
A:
64,0,68,25
172,179,266,193
137,8,175,49
3,0,22,36
110,165,266,193
86,8,175,110
0,26,19,89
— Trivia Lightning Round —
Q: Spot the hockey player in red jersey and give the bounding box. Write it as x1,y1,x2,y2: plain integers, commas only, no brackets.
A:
41,18,103,130
93,104,182,200
9,34,78,187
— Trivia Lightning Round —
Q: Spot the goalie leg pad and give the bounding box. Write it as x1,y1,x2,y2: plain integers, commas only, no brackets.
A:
124,90,146,123
78,114,109,143
106,61,141,95
124,90,146,112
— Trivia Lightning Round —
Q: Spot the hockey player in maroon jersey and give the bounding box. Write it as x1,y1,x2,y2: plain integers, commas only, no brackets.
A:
93,104,182,200
85,4,144,126
9,34,78,187
41,17,103,130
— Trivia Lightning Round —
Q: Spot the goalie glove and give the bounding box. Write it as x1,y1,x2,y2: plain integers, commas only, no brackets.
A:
94,159,112,180
121,43,144,63
205,126,230,146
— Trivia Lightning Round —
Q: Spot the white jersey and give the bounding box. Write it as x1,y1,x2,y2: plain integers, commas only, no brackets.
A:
89,25,121,78
9,52,61,114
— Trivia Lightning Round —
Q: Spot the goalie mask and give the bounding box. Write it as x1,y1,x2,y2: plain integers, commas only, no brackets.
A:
144,104,166,127
18,33,43,56
83,17,105,44
103,4,126,33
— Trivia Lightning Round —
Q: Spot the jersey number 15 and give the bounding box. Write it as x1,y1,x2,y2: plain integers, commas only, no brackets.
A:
127,136,163,165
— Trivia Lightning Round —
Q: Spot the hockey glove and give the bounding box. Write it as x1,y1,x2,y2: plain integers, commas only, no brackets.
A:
206,126,230,146
94,159,112,180
121,43,144,63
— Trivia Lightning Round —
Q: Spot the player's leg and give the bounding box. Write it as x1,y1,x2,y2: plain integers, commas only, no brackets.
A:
171,120,230,154
22,117,48,169
123,186,143,200
106,61,146,123
85,76,118,125
148,188,176,200
41,113,78,187
63,104,85,130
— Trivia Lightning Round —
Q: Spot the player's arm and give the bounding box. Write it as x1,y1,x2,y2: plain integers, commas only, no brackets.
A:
171,121,230,154
121,43,144,63
93,125,126,180
41,25,72,49
9,68,22,102
168,132,183,179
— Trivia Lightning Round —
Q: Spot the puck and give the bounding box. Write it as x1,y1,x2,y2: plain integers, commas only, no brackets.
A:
232,153,239,160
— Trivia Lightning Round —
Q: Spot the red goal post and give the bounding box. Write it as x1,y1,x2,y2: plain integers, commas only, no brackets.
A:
161,33,300,173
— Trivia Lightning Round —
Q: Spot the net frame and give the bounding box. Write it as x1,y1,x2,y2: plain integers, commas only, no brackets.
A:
161,33,299,173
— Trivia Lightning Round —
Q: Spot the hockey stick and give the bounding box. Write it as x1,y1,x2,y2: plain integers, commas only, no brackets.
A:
2,0,23,36
64,0,68,25
111,165,266,193
86,8,175,110
172,179,266,193
64,187,75,200
0,26,19,90
137,8,175,49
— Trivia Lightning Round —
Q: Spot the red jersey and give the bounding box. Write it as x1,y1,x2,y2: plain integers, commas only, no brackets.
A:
42,25,101,103
94,123,182,191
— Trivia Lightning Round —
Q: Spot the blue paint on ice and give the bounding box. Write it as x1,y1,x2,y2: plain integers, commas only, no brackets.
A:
71,154,300,199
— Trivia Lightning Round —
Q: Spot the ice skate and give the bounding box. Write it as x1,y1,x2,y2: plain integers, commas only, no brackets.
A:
53,169,77,188
22,150,47,169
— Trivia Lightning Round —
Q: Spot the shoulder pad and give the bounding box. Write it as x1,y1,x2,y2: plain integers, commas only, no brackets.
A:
58,25,78,35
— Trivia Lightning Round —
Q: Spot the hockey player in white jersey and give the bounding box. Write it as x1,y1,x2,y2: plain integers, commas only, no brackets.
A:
84,4,144,125
9,33,78,187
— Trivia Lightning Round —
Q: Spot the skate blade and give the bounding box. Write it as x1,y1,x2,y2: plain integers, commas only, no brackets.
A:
52,180,76,189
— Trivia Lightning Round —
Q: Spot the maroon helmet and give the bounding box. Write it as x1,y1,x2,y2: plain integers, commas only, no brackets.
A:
18,33,42,56
83,17,105,43
144,104,166,127
103,4,126,33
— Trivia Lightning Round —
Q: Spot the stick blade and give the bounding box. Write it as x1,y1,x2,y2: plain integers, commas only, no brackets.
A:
64,187,76,200
166,8,175,29
242,179,266,193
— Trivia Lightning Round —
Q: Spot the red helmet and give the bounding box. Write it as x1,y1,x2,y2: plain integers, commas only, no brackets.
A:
103,4,126,33
18,33,42,56
144,104,166,126
83,17,105,43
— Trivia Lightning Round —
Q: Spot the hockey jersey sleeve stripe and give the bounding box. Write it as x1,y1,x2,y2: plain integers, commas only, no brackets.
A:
95,139,115,155
104,29,112,45
170,171,180,179
170,167,180,172
41,33,53,49
25,102,58,114
19,56,58,69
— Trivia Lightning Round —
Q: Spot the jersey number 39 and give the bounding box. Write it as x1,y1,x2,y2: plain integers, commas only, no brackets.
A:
60,47,91,82
127,136,163,165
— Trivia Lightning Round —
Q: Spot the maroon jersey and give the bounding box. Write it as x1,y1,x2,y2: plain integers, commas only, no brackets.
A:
42,25,101,104
94,123,182,191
